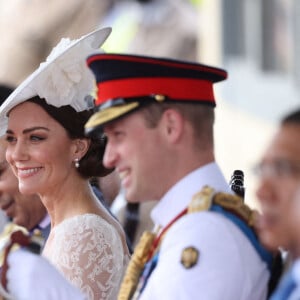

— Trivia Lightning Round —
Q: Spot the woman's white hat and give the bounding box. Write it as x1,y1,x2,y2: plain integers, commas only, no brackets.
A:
0,27,111,135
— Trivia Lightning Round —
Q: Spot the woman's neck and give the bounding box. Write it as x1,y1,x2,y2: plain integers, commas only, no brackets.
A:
40,178,96,228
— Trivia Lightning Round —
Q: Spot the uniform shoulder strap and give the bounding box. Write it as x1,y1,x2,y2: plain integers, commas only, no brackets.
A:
188,185,256,226
188,185,273,271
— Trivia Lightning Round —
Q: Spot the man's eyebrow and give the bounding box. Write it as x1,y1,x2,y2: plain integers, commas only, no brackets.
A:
6,126,50,135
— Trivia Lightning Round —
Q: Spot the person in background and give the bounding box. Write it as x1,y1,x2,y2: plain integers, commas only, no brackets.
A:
0,85,14,104
0,85,15,233
255,108,300,299
111,192,156,248
0,28,130,300
91,172,134,254
97,170,121,207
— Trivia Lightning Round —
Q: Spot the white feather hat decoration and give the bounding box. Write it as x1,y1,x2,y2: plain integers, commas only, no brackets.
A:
0,27,111,135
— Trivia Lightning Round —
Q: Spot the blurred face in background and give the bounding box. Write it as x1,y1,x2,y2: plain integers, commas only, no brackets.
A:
0,138,47,231
97,170,121,206
256,124,300,256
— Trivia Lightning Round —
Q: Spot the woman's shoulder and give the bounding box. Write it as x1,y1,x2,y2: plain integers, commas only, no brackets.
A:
55,213,117,236
49,213,124,256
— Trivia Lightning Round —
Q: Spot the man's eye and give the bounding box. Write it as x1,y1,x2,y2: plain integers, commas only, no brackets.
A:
114,131,124,138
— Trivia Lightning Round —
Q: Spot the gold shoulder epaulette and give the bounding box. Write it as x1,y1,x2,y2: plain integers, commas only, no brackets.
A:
188,185,215,213
188,185,256,227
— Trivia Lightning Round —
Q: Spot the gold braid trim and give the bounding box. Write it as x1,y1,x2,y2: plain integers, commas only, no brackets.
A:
118,231,156,300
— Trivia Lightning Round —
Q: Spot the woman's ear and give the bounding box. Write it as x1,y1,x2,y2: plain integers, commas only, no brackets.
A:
73,138,91,158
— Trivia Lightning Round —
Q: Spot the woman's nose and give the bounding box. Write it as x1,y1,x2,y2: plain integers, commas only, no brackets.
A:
7,141,28,163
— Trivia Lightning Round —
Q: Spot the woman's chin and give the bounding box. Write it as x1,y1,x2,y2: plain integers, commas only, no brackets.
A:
18,186,37,196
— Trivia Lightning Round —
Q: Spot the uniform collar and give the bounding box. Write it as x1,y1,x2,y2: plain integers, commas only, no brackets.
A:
150,162,232,229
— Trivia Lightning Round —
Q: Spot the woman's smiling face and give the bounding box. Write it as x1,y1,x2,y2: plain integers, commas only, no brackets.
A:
5,101,76,196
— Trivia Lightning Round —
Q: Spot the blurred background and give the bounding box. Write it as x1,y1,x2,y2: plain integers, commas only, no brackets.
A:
0,0,298,208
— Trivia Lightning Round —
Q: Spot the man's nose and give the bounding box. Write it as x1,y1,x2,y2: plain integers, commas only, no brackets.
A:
103,142,117,170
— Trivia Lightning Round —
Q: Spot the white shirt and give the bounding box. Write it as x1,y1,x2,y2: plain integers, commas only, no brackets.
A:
287,260,300,300
140,162,270,300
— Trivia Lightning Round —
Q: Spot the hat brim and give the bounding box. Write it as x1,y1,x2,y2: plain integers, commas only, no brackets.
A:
0,27,112,136
85,102,139,135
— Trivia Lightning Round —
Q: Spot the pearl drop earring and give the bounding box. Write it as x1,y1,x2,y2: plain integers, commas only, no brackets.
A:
75,158,80,168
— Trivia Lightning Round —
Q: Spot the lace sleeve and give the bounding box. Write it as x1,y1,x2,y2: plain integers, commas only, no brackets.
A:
43,214,126,300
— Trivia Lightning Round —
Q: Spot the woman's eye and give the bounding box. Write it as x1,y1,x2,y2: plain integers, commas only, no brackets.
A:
30,135,45,141
5,135,16,143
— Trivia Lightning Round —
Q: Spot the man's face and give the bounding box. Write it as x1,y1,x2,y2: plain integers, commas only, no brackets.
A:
102,111,172,203
256,124,300,254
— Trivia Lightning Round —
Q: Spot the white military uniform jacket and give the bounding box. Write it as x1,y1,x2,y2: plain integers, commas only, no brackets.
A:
140,162,270,300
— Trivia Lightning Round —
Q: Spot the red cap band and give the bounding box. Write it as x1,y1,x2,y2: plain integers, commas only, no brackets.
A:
95,77,215,105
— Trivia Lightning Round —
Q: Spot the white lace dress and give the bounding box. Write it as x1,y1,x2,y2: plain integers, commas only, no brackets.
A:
42,214,130,300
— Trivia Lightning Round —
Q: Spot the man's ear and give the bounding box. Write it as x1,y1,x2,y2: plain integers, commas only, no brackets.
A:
161,109,184,143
